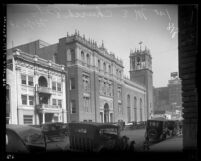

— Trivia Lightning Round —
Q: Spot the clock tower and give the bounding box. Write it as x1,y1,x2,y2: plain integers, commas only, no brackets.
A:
129,42,153,120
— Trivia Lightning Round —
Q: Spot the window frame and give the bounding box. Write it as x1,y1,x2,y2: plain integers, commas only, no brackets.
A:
52,81,57,91
70,78,75,90
28,76,34,86
71,100,76,114
52,99,57,106
29,96,34,106
23,115,33,125
21,94,27,105
21,74,27,85
57,82,62,92
58,99,62,108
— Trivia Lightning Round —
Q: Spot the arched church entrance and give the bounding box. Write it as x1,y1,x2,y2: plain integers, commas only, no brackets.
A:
104,103,109,123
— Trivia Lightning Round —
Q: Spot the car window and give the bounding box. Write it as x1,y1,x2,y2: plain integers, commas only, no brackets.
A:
23,130,45,146
6,130,29,153
99,128,118,135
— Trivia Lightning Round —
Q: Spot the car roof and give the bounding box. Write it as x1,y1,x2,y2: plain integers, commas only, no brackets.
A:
148,117,167,121
6,124,42,140
69,122,119,129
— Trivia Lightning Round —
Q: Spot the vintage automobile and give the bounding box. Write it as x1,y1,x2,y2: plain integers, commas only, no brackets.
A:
41,122,69,137
6,124,46,154
145,118,181,143
144,118,169,143
68,122,125,152
39,122,69,151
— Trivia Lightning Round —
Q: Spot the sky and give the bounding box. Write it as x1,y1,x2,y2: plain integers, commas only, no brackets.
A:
7,4,178,87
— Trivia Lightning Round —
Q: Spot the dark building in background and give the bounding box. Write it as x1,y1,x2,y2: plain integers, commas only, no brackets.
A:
168,72,182,111
153,86,170,112
153,72,182,114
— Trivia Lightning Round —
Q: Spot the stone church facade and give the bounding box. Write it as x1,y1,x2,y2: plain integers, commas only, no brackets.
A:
7,31,153,124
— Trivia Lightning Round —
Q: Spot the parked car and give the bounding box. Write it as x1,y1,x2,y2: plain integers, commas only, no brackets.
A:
144,118,168,143
6,124,46,154
40,122,69,151
68,122,125,152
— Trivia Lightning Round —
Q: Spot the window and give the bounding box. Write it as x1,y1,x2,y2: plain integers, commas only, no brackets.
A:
81,51,85,62
57,83,61,91
21,74,26,85
118,103,122,113
71,100,76,114
70,78,75,90
21,95,27,105
86,54,90,65
71,49,75,63
83,97,90,112
108,65,111,74
110,113,113,122
100,112,103,123
127,95,131,122
103,62,106,72
134,97,137,122
52,99,57,106
82,74,90,92
52,81,56,90
117,86,122,99
23,115,33,125
29,96,34,105
28,76,34,86
58,100,62,108
98,59,101,69
140,98,143,121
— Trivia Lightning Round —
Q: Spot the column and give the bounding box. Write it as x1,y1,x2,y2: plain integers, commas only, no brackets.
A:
42,112,45,124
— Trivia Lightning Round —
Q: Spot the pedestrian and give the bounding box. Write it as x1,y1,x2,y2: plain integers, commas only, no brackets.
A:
129,140,136,152
143,136,150,151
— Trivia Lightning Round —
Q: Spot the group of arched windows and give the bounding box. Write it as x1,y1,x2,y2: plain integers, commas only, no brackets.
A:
81,51,90,66
127,95,143,122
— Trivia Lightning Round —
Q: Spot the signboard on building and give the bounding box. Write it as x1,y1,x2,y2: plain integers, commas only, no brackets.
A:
171,72,178,78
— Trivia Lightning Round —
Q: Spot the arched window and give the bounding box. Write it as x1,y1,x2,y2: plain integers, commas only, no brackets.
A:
134,97,137,122
127,95,131,122
116,69,119,77
108,65,111,74
38,76,48,87
103,62,106,72
71,49,75,63
53,53,57,63
140,98,143,121
81,51,85,62
98,59,101,70
86,54,90,65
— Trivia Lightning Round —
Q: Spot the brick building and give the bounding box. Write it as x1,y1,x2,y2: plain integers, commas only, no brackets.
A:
6,49,67,125
7,32,154,124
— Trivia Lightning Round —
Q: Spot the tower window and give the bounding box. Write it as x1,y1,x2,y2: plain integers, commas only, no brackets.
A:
70,78,75,90
71,100,76,114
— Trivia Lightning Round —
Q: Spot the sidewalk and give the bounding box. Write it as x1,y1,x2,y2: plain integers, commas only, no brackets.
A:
149,135,183,152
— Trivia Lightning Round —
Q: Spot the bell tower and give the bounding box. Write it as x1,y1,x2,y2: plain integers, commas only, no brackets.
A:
129,42,153,120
